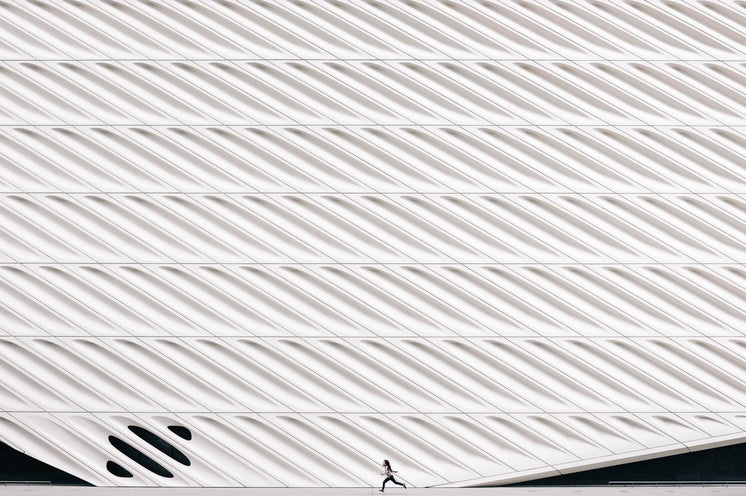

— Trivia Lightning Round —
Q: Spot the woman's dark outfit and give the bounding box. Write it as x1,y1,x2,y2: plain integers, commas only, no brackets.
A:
380,466,405,491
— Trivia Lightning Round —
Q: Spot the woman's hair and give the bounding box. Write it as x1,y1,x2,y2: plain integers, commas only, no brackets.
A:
383,460,391,469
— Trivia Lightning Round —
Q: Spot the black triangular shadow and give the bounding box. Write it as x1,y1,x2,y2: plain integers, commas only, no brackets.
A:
510,442,746,486
0,440,91,485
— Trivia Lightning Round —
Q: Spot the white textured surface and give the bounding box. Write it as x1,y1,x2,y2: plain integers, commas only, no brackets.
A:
1,0,746,488
0,488,745,496
2,489,746,496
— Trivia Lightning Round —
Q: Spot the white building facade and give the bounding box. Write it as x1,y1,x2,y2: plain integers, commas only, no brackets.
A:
1,0,746,487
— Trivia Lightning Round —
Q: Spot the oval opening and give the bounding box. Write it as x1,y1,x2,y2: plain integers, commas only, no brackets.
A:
168,425,192,440
128,426,190,466
106,460,132,478
108,436,173,478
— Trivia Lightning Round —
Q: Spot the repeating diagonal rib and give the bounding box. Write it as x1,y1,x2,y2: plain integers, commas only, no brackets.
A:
1,0,746,488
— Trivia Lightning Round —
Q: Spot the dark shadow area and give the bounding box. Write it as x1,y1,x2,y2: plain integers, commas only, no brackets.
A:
0,440,91,485
128,425,190,466
108,435,173,478
168,425,192,440
510,442,746,486
106,460,132,478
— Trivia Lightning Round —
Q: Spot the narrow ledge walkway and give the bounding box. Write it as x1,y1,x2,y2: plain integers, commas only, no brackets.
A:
1,487,746,496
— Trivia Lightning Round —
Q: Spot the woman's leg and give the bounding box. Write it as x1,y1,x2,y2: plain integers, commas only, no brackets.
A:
391,476,405,487
381,476,393,491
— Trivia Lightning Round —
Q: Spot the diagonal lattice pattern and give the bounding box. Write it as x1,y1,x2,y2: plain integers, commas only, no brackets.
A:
1,0,746,488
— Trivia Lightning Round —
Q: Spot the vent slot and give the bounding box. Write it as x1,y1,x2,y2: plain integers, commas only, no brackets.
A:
108,436,173,478
168,425,192,440
106,460,132,478
128,426,190,466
